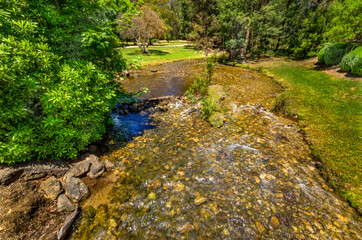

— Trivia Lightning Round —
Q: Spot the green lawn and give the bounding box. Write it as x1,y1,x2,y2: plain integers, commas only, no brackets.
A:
249,60,361,212
120,45,204,66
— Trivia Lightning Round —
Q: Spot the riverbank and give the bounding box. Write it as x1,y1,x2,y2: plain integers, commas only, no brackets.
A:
241,57,361,213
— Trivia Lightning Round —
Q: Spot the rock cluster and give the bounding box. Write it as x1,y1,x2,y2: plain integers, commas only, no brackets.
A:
0,154,106,215
38,154,106,212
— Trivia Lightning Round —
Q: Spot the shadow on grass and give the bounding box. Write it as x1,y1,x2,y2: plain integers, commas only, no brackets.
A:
127,49,170,56
311,62,362,80
183,45,199,51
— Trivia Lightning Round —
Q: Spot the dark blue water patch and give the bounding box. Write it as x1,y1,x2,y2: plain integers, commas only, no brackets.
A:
111,111,155,142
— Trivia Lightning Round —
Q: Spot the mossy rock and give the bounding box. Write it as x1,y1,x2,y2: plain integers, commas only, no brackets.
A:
208,113,225,128
83,205,96,219
207,85,226,103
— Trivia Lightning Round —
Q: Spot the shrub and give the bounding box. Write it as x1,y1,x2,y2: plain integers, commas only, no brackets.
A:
0,36,120,164
317,43,332,63
0,0,132,164
317,42,351,65
340,46,362,76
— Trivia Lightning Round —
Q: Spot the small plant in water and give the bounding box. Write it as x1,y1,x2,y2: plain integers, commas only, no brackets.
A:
186,53,217,97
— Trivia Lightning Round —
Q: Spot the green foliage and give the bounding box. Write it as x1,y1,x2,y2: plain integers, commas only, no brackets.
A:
340,46,362,76
0,0,133,164
186,55,217,96
324,0,362,43
317,43,332,63
201,85,225,121
201,96,219,120
186,75,208,96
206,54,217,82
317,42,351,66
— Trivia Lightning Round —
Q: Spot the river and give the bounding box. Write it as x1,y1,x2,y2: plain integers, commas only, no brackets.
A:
71,60,361,240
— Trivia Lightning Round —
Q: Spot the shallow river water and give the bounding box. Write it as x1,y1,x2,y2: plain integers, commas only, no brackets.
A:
72,60,361,240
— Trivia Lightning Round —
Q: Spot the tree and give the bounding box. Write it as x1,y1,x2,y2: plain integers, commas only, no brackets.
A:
142,0,182,40
179,0,219,54
324,0,362,43
180,0,333,59
119,6,167,53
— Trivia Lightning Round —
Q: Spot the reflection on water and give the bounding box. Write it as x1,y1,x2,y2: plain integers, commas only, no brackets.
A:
124,60,203,98
111,112,155,142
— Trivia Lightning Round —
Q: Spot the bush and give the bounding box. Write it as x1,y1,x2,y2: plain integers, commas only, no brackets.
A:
317,42,351,65
317,43,332,63
340,46,362,76
0,35,120,164
0,0,131,164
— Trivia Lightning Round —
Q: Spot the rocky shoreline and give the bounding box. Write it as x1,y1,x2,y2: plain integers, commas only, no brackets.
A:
0,98,173,240
0,152,112,240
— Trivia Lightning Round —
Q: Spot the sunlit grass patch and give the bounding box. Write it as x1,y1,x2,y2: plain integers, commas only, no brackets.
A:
121,45,204,66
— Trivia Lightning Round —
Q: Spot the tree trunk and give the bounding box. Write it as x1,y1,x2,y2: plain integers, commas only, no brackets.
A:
243,24,251,58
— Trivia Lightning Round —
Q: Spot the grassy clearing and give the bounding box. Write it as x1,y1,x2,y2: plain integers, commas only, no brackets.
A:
120,45,204,66
247,59,361,212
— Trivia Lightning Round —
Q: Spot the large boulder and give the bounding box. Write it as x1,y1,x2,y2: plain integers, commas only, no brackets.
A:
62,175,89,202
40,176,63,200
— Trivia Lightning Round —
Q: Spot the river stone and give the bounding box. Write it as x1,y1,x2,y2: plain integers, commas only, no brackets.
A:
148,192,156,200
174,182,185,192
40,176,63,200
255,220,266,234
57,194,76,212
22,162,70,179
195,196,207,205
271,216,280,227
71,160,91,177
63,175,89,202
86,155,106,179
0,168,23,185
104,159,115,170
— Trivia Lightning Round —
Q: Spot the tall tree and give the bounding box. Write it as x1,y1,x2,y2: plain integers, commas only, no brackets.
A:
179,0,219,53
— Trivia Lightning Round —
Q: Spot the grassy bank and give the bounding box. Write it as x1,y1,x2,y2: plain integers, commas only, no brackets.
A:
246,59,361,212
120,44,204,66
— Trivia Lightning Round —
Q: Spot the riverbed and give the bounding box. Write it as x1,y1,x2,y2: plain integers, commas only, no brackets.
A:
71,60,361,239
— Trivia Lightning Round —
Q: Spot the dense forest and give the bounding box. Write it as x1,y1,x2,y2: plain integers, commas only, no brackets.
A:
127,0,361,59
0,0,361,164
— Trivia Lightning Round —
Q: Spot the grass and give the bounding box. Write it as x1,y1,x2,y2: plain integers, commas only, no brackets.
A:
249,59,361,212
121,40,188,47
120,45,204,66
